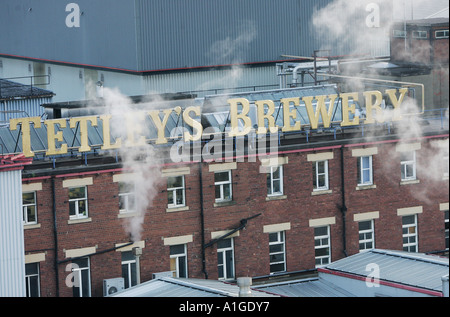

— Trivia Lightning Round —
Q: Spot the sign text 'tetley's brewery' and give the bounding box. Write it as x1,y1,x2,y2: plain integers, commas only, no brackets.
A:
9,88,409,158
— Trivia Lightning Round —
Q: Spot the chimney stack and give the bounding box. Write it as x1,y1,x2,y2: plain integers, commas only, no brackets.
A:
237,277,253,297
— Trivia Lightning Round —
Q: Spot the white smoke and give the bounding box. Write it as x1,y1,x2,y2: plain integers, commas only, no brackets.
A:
100,87,164,242
312,0,449,202
197,20,257,112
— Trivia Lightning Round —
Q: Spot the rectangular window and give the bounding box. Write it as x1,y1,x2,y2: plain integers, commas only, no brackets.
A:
435,30,449,39
357,156,373,185
217,238,235,280
119,182,136,213
393,29,406,38
269,231,286,274
72,257,91,297
214,171,232,202
68,186,88,219
313,160,329,191
267,166,284,196
445,210,449,250
170,244,188,278
25,263,40,297
358,220,375,252
314,226,331,267
443,153,449,179
23,192,37,224
402,215,418,252
121,251,137,289
412,30,428,39
167,176,185,208
400,151,416,181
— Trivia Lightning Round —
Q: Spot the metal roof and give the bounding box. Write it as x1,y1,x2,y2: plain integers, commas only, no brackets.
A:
321,249,449,293
109,276,278,297
0,79,54,100
253,277,355,297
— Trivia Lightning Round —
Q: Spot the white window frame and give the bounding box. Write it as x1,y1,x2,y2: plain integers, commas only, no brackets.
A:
313,160,329,191
445,210,449,250
402,215,418,252
314,226,331,267
217,238,235,280
267,166,284,196
358,156,373,186
443,153,449,179
269,231,286,274
435,29,449,39
412,30,428,39
72,257,91,297
170,244,188,278
25,262,40,297
400,151,416,181
121,251,137,289
68,186,88,219
167,176,186,208
214,170,232,202
23,191,38,225
393,29,407,38
358,220,375,252
118,182,136,214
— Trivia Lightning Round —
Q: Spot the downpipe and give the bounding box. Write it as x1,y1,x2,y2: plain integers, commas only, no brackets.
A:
340,146,348,257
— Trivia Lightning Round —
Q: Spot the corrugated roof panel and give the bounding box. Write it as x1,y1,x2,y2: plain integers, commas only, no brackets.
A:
324,249,449,292
254,278,355,297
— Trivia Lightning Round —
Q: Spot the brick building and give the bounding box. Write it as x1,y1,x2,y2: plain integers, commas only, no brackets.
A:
391,18,449,65
4,84,446,297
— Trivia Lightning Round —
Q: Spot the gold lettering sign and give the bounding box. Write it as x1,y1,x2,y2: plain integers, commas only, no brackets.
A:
8,89,410,158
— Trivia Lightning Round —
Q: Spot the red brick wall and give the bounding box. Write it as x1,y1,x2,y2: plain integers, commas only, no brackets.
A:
23,136,449,296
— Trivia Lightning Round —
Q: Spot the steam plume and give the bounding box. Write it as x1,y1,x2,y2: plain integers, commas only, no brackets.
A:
101,87,163,242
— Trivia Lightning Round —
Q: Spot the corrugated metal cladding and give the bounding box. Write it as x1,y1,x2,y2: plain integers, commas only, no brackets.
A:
143,65,279,96
0,0,392,73
0,97,52,123
0,169,26,297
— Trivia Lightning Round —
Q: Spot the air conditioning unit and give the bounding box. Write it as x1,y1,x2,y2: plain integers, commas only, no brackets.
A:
103,278,125,296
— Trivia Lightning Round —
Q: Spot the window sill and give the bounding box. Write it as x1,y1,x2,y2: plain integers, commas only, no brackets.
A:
356,184,377,191
214,200,236,208
400,179,420,186
311,189,332,196
266,195,287,201
24,223,41,230
166,206,189,213
68,217,92,225
118,212,138,218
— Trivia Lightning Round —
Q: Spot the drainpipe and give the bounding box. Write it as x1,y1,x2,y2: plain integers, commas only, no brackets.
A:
340,146,348,257
51,176,60,296
199,161,208,279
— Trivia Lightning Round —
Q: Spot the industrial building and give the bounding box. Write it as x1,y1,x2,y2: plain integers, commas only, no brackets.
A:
0,79,448,297
0,1,448,298
0,0,393,102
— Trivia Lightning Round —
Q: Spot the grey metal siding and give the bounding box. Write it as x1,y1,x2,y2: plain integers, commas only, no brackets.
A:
0,97,52,123
0,169,25,297
0,0,139,71
1,0,392,73
134,0,336,71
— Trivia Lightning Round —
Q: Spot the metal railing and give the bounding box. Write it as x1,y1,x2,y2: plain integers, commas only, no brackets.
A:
0,75,51,98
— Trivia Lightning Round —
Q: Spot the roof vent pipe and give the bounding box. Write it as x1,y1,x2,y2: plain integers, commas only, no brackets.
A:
237,277,253,297
292,64,302,86
442,275,449,297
